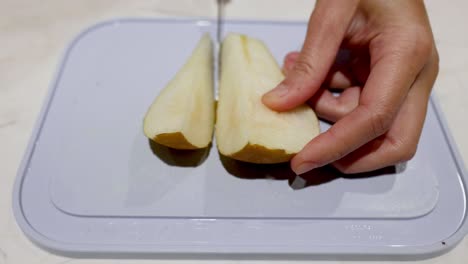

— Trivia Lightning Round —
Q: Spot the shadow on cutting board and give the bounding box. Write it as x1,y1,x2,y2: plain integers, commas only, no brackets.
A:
219,154,293,180
291,165,397,190
148,139,211,167
219,153,397,190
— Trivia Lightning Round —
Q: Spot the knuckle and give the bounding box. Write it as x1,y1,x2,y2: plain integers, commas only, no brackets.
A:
361,105,393,138
292,49,317,76
389,136,418,162
325,128,348,161
373,111,393,134
432,49,440,74
337,105,351,117
336,97,358,117
333,159,365,175
385,27,434,66
336,104,353,118
293,57,317,77
398,28,433,63
334,163,355,174
412,30,433,58
400,144,418,162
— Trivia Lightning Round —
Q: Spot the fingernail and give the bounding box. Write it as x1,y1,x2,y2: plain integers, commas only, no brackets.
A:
264,84,289,100
294,162,317,175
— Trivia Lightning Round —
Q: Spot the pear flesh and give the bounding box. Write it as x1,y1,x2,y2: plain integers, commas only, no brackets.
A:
216,34,320,163
143,34,214,149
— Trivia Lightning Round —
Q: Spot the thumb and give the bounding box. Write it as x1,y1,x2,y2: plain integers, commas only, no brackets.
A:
262,0,358,111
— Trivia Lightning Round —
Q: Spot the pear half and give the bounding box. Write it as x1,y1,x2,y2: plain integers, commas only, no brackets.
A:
143,34,214,149
216,33,320,163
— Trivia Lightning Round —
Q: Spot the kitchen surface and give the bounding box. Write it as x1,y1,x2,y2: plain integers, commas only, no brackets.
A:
1,0,468,263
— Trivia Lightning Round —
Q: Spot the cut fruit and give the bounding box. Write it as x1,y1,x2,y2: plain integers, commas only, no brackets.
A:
216,33,320,164
143,34,214,149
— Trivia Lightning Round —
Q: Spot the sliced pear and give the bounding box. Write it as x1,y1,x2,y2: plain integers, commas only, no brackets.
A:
143,34,214,149
216,33,320,164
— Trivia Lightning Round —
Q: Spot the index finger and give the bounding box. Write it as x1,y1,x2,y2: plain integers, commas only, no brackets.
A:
262,0,359,111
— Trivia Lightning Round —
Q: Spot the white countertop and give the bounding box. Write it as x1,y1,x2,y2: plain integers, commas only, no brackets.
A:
1,0,467,263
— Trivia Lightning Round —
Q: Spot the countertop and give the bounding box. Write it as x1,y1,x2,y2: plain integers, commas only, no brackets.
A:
1,0,467,263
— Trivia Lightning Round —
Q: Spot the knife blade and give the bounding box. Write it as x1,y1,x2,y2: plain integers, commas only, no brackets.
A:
216,0,228,43
214,0,229,100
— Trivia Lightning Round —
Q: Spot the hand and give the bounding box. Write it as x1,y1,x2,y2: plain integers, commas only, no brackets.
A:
262,0,439,174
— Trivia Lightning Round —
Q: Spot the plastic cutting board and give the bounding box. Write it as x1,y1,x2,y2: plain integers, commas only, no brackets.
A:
13,18,468,260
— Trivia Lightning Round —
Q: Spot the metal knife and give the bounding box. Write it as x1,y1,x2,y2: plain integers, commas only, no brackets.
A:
216,0,229,43
214,0,229,100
